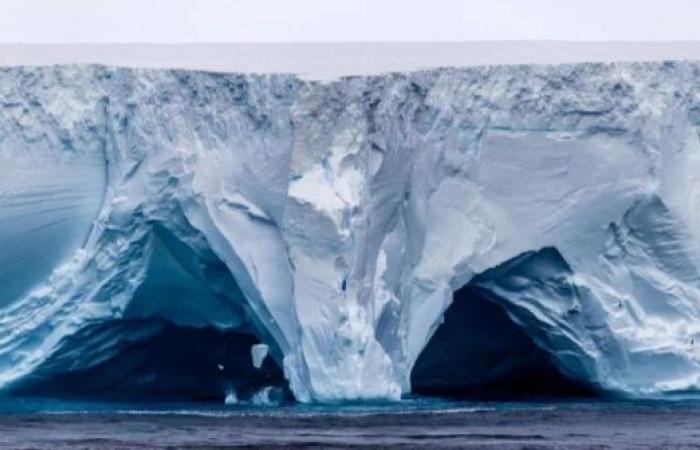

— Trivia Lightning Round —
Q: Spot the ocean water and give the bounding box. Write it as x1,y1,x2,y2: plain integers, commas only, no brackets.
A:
1,396,700,449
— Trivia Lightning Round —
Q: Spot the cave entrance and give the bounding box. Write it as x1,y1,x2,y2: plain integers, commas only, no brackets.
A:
411,263,595,400
9,225,290,403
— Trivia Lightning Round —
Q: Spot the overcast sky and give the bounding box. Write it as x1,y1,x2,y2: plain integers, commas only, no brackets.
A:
1,0,699,43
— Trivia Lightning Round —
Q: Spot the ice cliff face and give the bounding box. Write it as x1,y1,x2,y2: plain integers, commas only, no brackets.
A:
3,62,700,402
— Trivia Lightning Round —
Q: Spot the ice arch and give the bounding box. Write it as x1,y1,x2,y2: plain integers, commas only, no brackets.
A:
411,249,599,399
0,67,312,401
1,219,292,402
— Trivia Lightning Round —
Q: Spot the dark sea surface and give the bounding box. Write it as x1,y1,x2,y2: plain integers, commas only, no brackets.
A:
0,396,700,449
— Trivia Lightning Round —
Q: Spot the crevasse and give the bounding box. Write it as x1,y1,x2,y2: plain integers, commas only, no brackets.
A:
2,62,700,402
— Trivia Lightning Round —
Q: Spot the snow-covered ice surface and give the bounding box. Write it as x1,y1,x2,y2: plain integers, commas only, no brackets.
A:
5,42,700,80
4,56,700,402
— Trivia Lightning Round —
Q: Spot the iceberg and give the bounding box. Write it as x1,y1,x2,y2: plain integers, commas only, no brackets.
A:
2,61,700,402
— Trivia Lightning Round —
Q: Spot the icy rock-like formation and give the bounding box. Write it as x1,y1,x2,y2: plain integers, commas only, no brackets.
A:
3,62,700,402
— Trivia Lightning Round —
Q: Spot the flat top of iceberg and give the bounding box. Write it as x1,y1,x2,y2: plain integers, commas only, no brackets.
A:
3,42,700,80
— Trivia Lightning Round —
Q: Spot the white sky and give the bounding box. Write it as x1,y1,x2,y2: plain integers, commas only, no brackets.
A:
1,0,699,43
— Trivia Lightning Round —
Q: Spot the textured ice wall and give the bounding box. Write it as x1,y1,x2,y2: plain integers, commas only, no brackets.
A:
2,62,700,402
